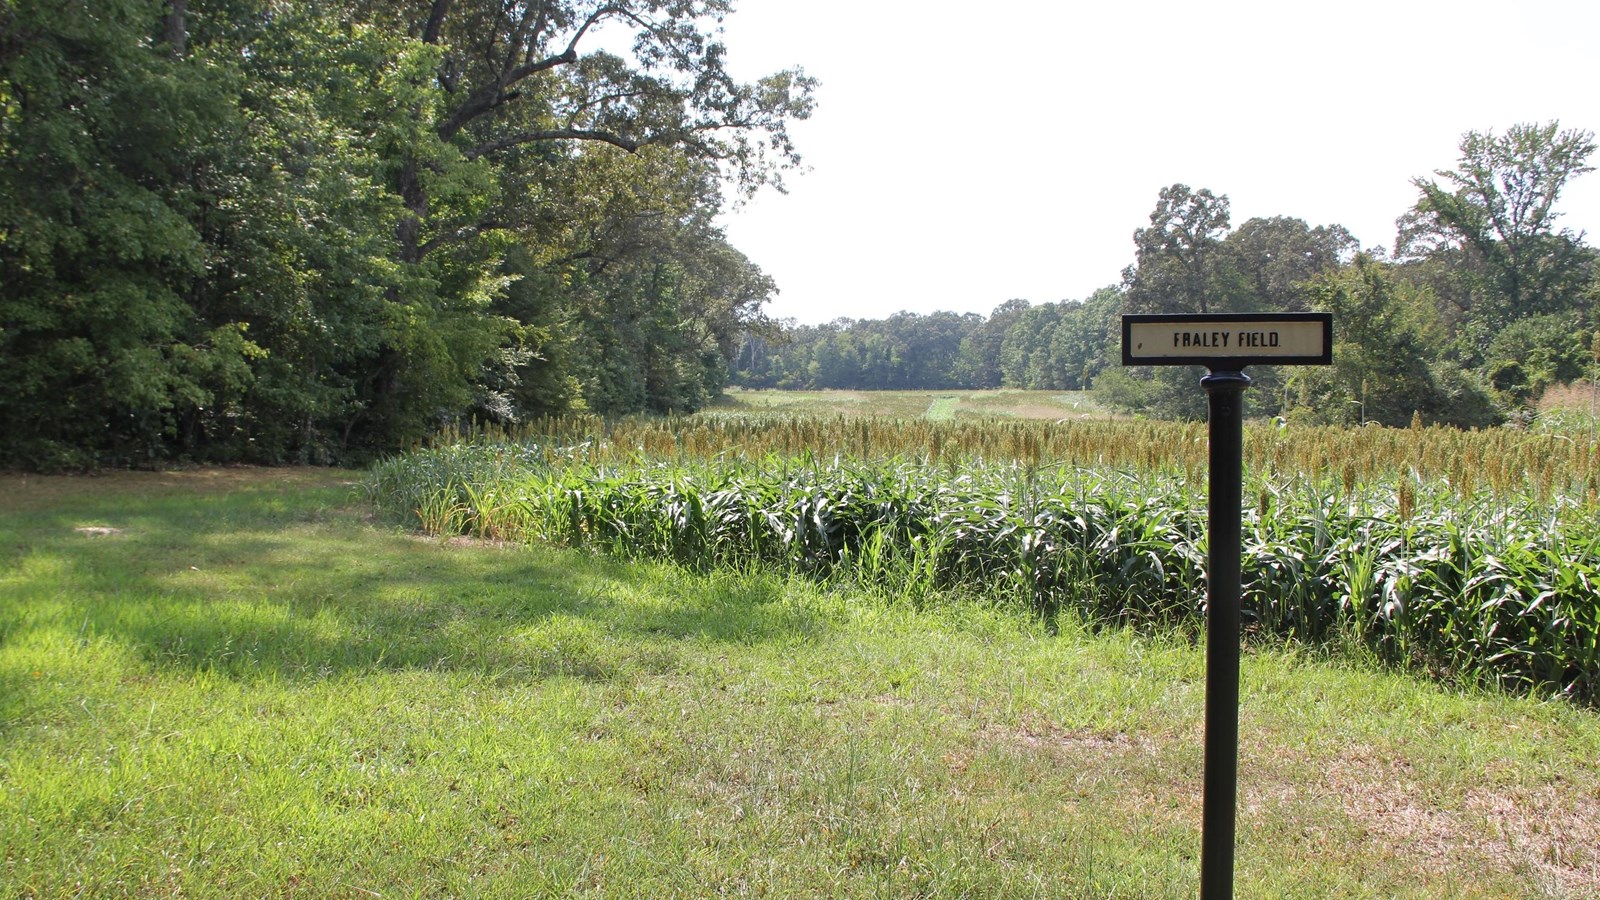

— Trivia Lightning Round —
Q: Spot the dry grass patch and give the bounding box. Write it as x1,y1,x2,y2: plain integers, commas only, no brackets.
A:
958,698,1600,897
1463,783,1600,898
1244,741,1600,899
976,719,1162,758
1538,380,1598,414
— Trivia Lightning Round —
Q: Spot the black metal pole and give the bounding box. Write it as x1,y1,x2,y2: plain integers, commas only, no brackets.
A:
1199,368,1250,900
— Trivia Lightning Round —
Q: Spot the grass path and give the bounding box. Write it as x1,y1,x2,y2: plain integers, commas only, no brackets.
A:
2,470,1598,897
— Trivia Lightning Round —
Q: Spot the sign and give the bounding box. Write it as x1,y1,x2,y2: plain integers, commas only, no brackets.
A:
1118,310,1332,899
1122,312,1332,367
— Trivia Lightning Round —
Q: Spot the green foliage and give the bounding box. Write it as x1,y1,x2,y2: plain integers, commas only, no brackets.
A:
1481,313,1595,409
1096,367,1210,421
734,292,1119,393
1121,184,1233,315
1401,121,1597,323
1104,193,1359,421
0,0,811,469
1290,256,1501,427
1050,286,1122,389
951,298,1029,387
0,0,235,466
1087,368,1151,413
1217,216,1359,312
998,303,1066,388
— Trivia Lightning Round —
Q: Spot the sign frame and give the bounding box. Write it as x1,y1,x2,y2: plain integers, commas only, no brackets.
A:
1122,312,1333,368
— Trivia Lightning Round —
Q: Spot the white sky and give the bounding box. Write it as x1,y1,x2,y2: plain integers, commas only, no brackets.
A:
713,0,1600,325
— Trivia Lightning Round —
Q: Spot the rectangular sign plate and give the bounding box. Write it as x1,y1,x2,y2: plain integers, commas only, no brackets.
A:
1122,313,1332,367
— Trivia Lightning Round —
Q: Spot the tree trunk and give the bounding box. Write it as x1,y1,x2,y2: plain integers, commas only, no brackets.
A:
396,161,427,264
161,0,187,57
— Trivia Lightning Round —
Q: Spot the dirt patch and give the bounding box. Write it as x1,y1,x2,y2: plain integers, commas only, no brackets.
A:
73,526,124,537
978,719,1158,756
1318,744,1600,898
429,533,522,551
974,721,1599,896
1465,782,1600,898
966,711,1171,759
1538,380,1598,414
438,531,518,547
965,717,1199,828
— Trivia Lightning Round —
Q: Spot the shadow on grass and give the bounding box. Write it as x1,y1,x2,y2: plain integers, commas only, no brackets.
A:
1,470,831,689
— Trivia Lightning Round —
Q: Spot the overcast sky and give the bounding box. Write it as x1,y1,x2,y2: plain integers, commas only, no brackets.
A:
710,0,1600,325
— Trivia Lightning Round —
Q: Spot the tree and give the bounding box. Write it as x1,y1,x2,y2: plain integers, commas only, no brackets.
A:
1049,286,1121,390
359,0,816,263
0,0,254,466
209,9,519,459
381,0,814,420
998,303,1064,388
1400,122,1596,322
1290,256,1498,427
1122,184,1231,314
493,143,778,415
1219,216,1358,312
1107,186,1236,420
954,299,1029,388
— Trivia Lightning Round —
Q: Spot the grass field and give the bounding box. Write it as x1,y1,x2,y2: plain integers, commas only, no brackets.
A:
707,388,1112,421
3,469,1599,897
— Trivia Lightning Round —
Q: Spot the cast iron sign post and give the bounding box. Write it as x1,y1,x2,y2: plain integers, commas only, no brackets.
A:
1121,312,1333,899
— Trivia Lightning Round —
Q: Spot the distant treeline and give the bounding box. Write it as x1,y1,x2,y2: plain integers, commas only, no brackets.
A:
731,291,1119,393
735,141,1600,428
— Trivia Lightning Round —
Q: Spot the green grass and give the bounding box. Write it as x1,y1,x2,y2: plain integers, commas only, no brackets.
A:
3,470,1599,897
708,388,1112,421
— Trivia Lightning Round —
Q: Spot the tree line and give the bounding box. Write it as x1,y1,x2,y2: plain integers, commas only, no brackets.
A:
734,123,1599,428
1,0,811,468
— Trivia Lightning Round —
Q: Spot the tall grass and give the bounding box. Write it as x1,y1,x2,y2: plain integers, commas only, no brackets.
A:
365,427,1600,705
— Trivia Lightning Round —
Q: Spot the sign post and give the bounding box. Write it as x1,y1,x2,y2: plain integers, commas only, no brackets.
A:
1121,312,1332,899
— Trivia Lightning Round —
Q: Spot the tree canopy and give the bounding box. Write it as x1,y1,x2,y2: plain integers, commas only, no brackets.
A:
1400,122,1596,323
0,0,813,467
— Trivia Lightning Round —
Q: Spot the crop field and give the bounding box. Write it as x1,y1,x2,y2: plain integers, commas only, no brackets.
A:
374,413,1600,705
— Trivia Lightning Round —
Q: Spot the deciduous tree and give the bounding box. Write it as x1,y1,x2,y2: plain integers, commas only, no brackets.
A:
1399,122,1596,322
1122,184,1231,315
1219,216,1357,312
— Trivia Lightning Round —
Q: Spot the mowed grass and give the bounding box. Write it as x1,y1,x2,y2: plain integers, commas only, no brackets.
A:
708,388,1111,421
2,471,1599,898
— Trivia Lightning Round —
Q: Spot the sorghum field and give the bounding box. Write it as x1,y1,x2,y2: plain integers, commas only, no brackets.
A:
368,414,1600,704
